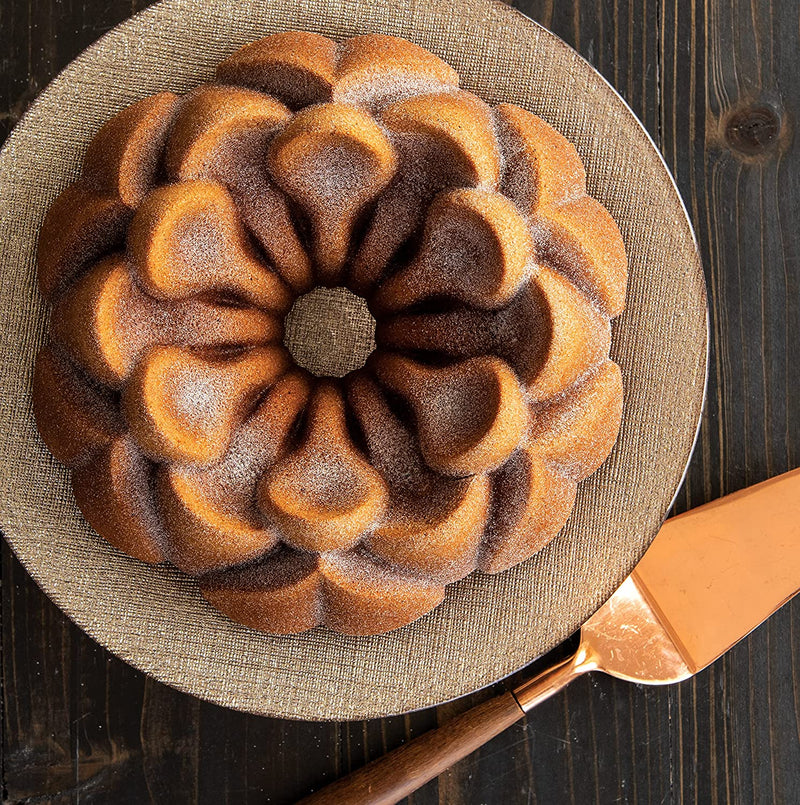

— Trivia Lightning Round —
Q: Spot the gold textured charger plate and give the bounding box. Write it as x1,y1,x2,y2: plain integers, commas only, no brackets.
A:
0,0,707,720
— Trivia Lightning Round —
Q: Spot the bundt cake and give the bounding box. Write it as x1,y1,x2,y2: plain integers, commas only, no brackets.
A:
33,32,627,635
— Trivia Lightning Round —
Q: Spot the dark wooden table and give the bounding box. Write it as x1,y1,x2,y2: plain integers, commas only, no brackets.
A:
2,1,799,802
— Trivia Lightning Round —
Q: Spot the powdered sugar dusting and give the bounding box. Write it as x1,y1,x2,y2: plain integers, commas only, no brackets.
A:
335,73,456,112
40,31,627,634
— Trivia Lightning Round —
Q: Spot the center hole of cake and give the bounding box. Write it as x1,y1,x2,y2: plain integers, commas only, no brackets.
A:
283,287,376,378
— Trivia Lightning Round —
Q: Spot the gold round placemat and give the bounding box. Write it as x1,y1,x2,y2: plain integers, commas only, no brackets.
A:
0,0,707,720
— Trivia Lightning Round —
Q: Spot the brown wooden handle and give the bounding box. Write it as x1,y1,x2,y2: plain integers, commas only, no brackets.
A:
297,692,524,805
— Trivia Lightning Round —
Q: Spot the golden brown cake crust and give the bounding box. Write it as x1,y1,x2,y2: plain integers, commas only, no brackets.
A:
83,92,180,207
34,31,627,636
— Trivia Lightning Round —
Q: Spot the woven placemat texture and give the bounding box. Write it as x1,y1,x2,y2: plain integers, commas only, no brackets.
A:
284,288,377,378
0,0,707,720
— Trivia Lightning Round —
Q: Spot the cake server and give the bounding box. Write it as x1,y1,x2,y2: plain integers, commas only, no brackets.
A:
299,468,800,805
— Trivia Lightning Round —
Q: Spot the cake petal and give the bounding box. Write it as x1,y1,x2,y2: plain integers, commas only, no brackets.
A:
161,471,281,574
378,267,611,398
529,360,623,480
258,381,388,552
347,372,490,582
524,266,612,399
376,283,549,376
496,103,627,316
37,182,131,301
164,85,312,291
229,184,311,293
346,369,430,482
496,103,586,213
268,103,397,285
51,254,280,386
333,34,459,108
165,85,290,180
534,196,628,317
122,344,290,465
230,175,314,293
478,447,577,574
372,187,532,312
127,180,293,312
379,91,499,184
200,546,445,635
216,32,338,109
320,552,444,635
370,352,528,476
83,92,181,207
32,346,121,467
71,435,166,563
159,371,310,573
367,477,489,584
349,91,501,292
199,547,323,634
51,256,146,386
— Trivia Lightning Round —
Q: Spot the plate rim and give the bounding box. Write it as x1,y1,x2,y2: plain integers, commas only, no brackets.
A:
0,0,709,720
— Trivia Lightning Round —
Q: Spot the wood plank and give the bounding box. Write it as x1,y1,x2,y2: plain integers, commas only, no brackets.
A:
659,0,800,802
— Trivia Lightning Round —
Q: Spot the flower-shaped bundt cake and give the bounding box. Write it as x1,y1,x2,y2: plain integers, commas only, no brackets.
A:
33,33,627,635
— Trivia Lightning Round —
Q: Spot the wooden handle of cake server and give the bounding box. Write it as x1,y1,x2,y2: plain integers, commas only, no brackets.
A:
296,691,525,805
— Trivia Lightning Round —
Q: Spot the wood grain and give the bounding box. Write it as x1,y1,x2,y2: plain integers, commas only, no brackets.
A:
2,0,799,802
298,694,525,805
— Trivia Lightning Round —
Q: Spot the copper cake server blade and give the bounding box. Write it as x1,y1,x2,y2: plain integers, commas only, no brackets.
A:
300,468,800,805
